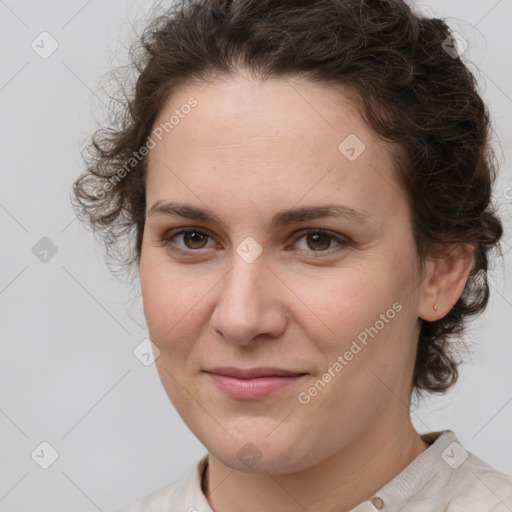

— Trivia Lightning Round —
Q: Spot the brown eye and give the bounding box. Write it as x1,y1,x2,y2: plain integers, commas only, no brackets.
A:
160,228,214,253
181,231,209,249
304,232,332,251
292,229,349,255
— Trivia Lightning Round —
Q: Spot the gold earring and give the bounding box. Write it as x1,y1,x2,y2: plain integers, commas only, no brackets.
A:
433,303,438,312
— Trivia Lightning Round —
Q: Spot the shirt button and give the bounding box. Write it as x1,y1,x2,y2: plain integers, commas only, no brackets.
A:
371,497,384,509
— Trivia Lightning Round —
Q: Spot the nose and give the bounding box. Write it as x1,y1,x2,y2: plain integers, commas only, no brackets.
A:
209,253,288,346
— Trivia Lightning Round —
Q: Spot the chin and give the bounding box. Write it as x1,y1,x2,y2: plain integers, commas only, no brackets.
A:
203,426,316,475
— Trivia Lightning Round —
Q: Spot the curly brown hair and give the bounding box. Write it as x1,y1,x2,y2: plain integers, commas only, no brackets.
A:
72,0,504,398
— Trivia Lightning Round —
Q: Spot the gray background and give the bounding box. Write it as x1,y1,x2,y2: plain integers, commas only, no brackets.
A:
0,1,511,510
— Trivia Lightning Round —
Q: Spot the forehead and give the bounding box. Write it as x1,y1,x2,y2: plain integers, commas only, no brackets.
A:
150,73,374,153
146,73,402,222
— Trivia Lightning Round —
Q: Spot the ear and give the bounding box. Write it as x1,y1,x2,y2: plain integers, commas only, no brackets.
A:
417,243,475,321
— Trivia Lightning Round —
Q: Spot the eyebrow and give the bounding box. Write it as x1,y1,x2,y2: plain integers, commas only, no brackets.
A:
147,201,371,228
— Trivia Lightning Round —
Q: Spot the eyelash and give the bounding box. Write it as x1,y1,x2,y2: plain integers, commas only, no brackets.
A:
158,228,350,257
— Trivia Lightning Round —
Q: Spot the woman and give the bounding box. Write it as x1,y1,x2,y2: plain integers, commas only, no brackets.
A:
72,0,512,510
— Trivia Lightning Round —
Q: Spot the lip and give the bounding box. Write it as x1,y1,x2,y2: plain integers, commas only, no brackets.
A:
205,366,306,378
204,367,308,399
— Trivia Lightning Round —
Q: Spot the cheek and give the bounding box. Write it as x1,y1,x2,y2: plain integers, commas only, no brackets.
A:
292,264,402,343
294,261,415,395
140,250,177,339
139,250,212,350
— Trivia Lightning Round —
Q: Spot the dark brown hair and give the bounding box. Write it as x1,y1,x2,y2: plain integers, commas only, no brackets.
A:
72,0,503,398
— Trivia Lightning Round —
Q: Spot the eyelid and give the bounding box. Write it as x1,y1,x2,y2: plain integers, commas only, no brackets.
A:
291,228,350,244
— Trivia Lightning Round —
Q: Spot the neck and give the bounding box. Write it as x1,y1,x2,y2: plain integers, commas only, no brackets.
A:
203,415,428,512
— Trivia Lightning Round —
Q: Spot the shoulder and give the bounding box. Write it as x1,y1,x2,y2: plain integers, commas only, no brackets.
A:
114,455,210,512
419,431,512,511
365,431,512,512
443,449,512,510
115,480,182,512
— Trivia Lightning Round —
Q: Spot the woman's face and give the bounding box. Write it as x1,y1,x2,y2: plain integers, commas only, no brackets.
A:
140,72,426,473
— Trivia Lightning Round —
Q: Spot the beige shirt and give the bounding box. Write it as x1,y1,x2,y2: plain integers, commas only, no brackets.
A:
117,430,512,511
